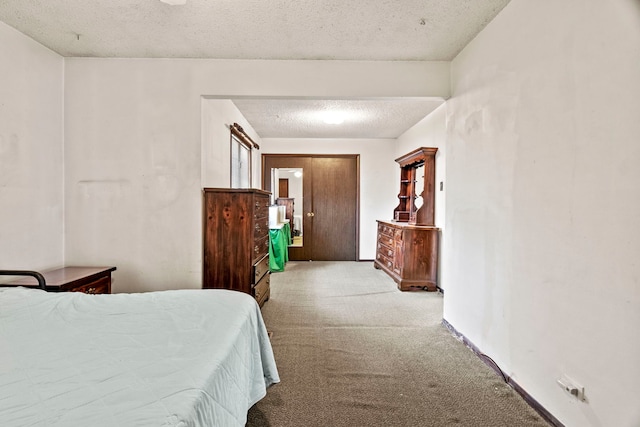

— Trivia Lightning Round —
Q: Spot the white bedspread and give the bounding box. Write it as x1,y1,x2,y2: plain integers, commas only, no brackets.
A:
0,287,279,427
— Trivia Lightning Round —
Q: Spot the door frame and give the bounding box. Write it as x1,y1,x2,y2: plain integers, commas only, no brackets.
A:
261,153,360,261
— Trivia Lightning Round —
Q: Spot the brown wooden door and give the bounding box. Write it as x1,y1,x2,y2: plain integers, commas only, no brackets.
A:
262,154,358,261
307,157,357,260
278,178,289,198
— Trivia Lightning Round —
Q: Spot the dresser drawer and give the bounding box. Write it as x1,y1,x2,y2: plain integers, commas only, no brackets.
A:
254,216,269,240
378,222,396,238
253,272,270,307
376,252,394,270
377,241,395,258
377,233,394,247
254,253,270,283
254,197,270,220
69,275,110,294
253,235,269,263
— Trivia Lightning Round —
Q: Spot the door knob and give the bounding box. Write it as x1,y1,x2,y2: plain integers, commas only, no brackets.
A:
306,212,315,217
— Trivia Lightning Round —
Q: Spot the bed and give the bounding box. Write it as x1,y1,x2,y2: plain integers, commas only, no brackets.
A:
0,285,279,427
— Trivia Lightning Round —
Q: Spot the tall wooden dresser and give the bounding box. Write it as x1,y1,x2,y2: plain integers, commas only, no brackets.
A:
202,188,271,307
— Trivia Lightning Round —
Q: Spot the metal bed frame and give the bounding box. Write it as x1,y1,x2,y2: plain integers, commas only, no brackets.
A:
0,270,46,290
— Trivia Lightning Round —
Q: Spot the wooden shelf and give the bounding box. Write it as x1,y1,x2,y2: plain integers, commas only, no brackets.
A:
393,147,437,226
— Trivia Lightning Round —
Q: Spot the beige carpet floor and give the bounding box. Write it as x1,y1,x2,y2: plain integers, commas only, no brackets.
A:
247,261,549,427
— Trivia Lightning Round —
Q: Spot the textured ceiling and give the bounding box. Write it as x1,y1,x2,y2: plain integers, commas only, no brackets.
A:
0,0,510,60
229,98,445,139
0,0,510,138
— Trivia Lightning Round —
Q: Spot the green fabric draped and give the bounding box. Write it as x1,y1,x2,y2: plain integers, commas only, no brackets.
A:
269,222,290,272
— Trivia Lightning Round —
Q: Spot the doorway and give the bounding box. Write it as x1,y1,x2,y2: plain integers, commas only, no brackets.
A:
262,154,359,261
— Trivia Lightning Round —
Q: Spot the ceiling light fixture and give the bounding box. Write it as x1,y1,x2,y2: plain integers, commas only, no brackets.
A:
322,111,346,125
160,0,187,5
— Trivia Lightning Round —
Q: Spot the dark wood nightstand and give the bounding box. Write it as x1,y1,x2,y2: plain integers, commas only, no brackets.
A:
6,266,116,294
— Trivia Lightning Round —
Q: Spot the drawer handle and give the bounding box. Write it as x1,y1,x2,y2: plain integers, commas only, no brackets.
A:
387,250,392,256
254,245,259,253
86,287,97,294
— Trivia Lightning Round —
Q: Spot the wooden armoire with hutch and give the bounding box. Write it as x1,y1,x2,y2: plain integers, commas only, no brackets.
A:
202,188,271,307
374,147,440,291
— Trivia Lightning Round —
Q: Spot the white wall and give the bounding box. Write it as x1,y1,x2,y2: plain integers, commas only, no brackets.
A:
443,1,640,426
63,59,449,292
260,138,397,260
0,22,64,274
396,103,447,288
201,98,263,188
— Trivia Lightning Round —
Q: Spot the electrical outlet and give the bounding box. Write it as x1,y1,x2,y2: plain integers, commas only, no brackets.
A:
557,374,586,401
